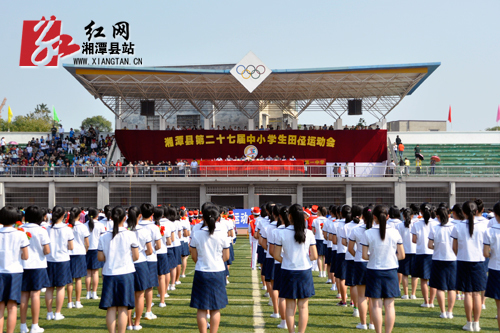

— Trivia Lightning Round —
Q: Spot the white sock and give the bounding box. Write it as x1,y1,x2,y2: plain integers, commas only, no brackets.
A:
93,291,98,298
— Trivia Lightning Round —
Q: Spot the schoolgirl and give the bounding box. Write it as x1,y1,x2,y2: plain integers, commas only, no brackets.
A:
172,211,184,286
154,206,171,307
180,210,191,278
46,206,74,321
323,206,333,284
261,204,280,318
333,205,351,307
273,204,317,333
273,205,290,329
190,204,230,333
361,205,405,333
138,203,162,320
483,201,500,332
100,205,112,230
20,206,51,333
98,206,139,333
0,206,29,333
162,206,178,292
126,206,153,331
451,201,488,332
411,203,439,307
327,205,338,291
85,207,106,300
257,204,271,290
474,199,489,310
67,206,90,309
387,206,402,229
348,205,375,330
428,206,457,319
223,210,236,276
395,207,418,299
312,206,327,278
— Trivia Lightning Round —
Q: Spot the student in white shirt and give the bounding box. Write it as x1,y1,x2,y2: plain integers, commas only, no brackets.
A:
428,206,457,319
162,206,178,292
45,206,74,321
179,210,191,278
85,208,106,300
451,201,488,332
20,206,51,333
249,207,260,270
387,206,402,229
348,206,374,330
474,199,489,310
312,206,328,278
98,206,139,333
396,207,418,299
272,205,290,329
260,205,279,318
0,206,30,333
126,206,153,331
154,207,171,307
361,205,405,333
257,204,271,290
411,203,439,307
483,201,500,332
273,204,318,333
172,212,184,287
190,204,230,333
327,206,339,291
332,205,351,307
67,207,90,309
138,203,162,321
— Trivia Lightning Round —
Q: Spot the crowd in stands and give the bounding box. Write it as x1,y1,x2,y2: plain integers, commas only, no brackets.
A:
124,124,382,131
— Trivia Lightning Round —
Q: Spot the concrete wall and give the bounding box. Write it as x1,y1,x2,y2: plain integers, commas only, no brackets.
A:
388,131,500,144
388,121,446,132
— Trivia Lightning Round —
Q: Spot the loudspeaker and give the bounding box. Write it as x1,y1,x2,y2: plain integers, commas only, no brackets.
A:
140,100,155,116
348,99,362,115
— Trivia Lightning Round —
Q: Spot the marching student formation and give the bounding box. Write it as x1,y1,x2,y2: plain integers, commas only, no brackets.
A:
1,200,500,333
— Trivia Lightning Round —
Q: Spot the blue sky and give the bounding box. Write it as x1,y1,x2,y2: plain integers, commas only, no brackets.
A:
1,0,499,131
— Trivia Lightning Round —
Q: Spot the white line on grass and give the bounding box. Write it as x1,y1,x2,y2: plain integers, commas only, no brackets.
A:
252,269,265,333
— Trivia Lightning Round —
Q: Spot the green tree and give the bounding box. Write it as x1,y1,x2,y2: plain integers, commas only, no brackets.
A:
486,126,500,131
0,103,54,132
81,115,112,132
356,118,367,127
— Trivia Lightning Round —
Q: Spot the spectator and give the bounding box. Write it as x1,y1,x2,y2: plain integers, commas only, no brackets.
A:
333,163,338,177
414,144,421,159
430,158,436,175
416,158,421,174
289,156,296,161
388,159,396,176
1,137,5,153
395,135,401,145
190,159,199,177
393,142,398,156
404,158,410,175
177,160,185,176
51,125,57,140
59,125,64,136
398,142,405,158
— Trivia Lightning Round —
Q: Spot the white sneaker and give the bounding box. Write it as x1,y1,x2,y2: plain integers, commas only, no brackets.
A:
332,284,337,291
353,309,359,317
133,325,142,331
447,312,454,319
410,295,417,300
20,323,29,333
268,300,273,306
330,285,336,291
270,313,280,318
356,323,368,330
207,314,211,319
277,320,288,329
170,285,176,291
144,312,157,320
226,279,230,285
429,304,435,308
157,293,161,297
326,279,332,284
30,325,45,333
53,313,65,321
421,303,430,308
180,275,186,278
151,302,155,307
75,302,84,309
369,324,375,330
336,294,342,299
159,303,166,308
472,322,481,331
164,293,170,298
127,326,134,331
92,292,100,300
41,288,46,293
67,302,74,309
463,322,473,331
262,286,267,290
440,312,448,319
175,281,181,285
264,292,269,298
46,312,54,320
482,304,486,310
401,295,409,299
86,293,92,300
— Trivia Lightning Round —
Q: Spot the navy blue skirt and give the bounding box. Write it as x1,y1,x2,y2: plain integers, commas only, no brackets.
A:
190,270,228,310
229,243,235,263
365,269,400,299
279,269,315,300
398,253,416,276
21,268,50,292
456,261,486,292
99,273,135,310
316,241,326,256
430,260,457,291
70,255,87,279
353,261,368,286
345,260,356,286
181,242,190,256
86,249,104,270
0,273,23,304
484,257,490,275
257,245,265,264
335,253,347,280
485,269,500,300
412,254,432,280
264,257,275,282
133,262,151,292
47,261,72,287
147,261,159,288
273,263,282,291
157,253,170,276
173,246,182,266
166,250,177,270
325,247,332,265
330,250,337,273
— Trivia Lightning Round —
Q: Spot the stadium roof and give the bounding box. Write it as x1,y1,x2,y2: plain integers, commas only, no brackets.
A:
64,62,440,121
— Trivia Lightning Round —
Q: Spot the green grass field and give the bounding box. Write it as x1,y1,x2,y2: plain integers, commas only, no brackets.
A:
10,237,500,332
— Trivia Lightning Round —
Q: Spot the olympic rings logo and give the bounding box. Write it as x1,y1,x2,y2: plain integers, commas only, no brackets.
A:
236,65,266,79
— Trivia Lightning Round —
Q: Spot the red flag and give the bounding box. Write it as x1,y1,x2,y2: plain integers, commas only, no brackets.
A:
497,105,500,123
448,106,452,123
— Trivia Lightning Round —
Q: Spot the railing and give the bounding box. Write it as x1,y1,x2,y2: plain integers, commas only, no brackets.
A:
0,165,498,178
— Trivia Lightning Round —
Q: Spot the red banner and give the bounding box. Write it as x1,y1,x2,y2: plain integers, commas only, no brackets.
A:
114,130,387,164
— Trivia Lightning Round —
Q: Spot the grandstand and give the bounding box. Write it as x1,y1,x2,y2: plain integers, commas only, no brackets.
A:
403,144,500,166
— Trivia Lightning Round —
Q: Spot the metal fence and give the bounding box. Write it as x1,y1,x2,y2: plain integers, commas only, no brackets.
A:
0,165,498,178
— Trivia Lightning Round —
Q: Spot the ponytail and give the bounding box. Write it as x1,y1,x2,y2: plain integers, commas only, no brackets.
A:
430,206,437,220
410,203,419,216
111,206,126,239
127,206,140,231
273,204,283,227
474,199,484,214
436,206,449,226
402,208,412,228
451,204,465,220
68,207,79,227
462,201,478,237
493,201,500,218
362,206,373,230
88,207,98,232
420,203,431,225
289,204,306,244
389,206,399,219
202,205,219,235
104,205,112,220
51,205,66,224
153,207,163,226
373,205,388,241
351,205,363,224
341,205,352,223
279,206,290,227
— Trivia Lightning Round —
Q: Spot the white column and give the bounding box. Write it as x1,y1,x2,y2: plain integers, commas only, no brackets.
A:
48,182,56,208
292,118,298,129
334,119,343,130
297,184,303,205
345,184,352,206
159,117,166,130
0,183,5,208
380,118,387,129
151,184,158,206
248,118,254,130
199,185,207,209
449,182,456,207
204,118,210,130
97,182,110,208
